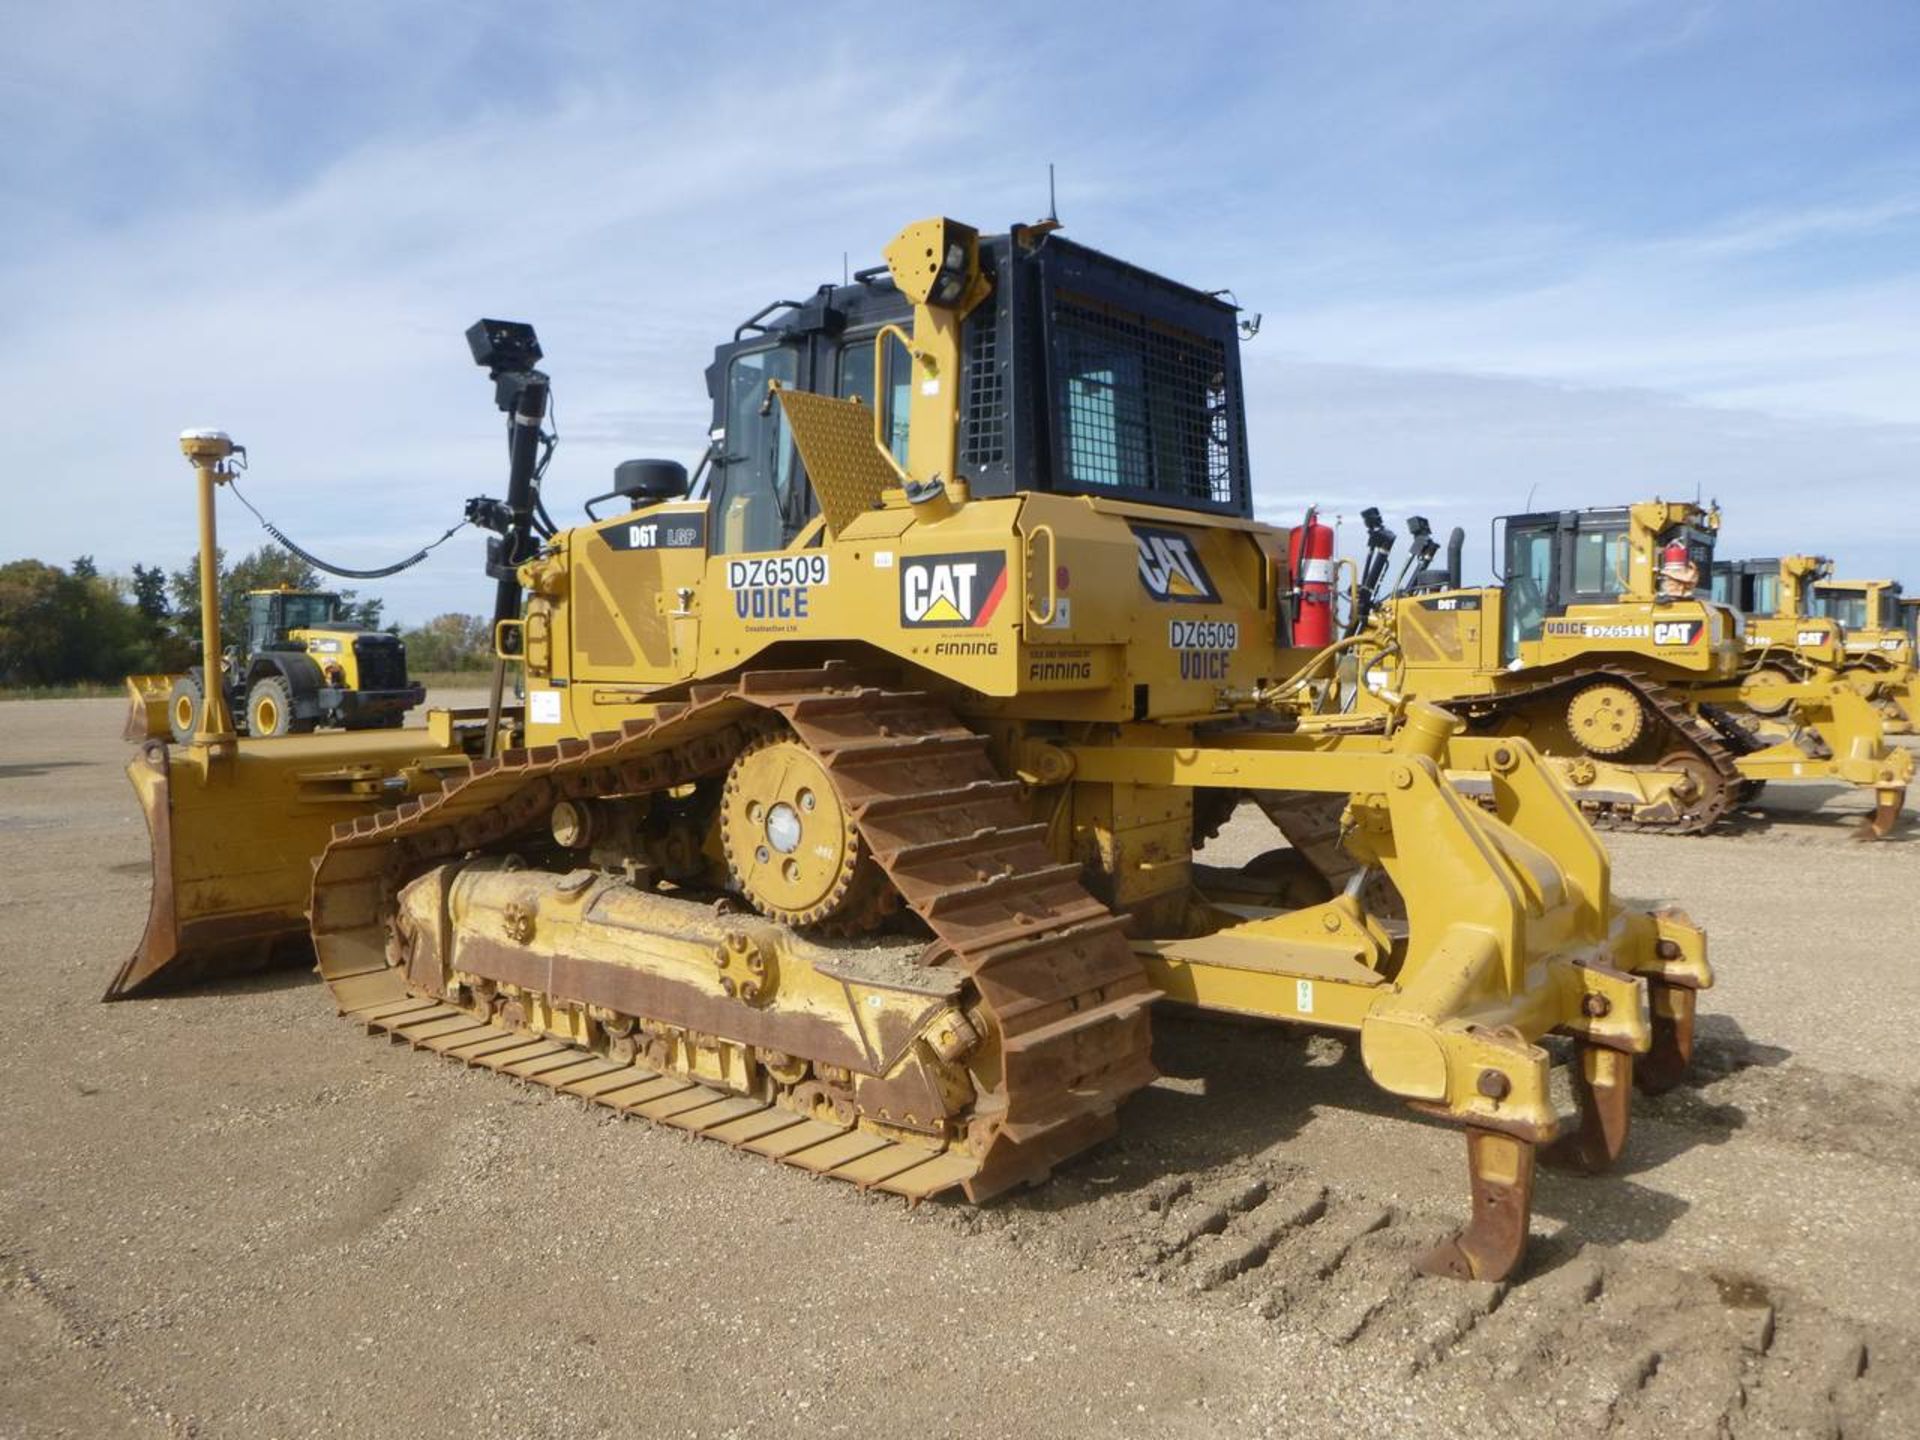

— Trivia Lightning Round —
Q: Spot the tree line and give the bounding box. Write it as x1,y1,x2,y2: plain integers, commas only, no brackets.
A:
0,546,493,687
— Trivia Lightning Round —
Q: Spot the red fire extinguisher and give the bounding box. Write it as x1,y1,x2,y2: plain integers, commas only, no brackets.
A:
1288,508,1335,647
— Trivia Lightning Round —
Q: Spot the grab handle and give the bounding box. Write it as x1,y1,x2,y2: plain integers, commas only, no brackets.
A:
1025,523,1059,626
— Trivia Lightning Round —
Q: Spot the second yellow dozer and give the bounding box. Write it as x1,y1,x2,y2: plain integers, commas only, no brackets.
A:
110,217,1715,1283
1809,575,1917,735
1344,501,1910,837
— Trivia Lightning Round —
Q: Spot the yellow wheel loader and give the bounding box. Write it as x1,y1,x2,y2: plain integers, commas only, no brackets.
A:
109,218,1715,1283
1345,502,1909,837
1809,577,1916,735
126,587,424,743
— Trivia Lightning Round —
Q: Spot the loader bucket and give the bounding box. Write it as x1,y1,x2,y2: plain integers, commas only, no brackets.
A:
123,674,177,742
107,730,467,1000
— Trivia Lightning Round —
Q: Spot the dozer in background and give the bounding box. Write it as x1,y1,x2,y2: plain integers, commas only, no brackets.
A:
126,585,424,743
1342,500,1909,837
110,216,1715,1283
1809,576,1916,734
1711,554,1911,734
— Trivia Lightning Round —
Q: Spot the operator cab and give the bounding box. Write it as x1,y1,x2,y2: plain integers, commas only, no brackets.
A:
246,588,344,652
694,224,1253,555
1709,559,1790,619
1497,506,1717,661
1812,581,1905,633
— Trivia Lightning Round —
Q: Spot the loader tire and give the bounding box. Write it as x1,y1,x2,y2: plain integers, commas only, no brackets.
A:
166,674,204,746
246,677,313,737
247,677,292,737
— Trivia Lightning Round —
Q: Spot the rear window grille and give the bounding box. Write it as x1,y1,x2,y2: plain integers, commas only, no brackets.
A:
1056,294,1237,504
961,315,1006,468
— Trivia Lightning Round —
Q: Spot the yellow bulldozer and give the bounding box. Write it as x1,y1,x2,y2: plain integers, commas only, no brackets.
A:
1711,554,1912,734
126,584,424,742
1808,576,1916,734
1343,501,1910,837
107,216,1716,1283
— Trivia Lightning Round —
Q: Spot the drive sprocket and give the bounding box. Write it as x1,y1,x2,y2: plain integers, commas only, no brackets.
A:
720,732,892,931
1567,681,1646,756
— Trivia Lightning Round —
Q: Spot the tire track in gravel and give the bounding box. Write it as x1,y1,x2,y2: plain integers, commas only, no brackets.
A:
931,1011,1920,1438
961,1147,1918,1438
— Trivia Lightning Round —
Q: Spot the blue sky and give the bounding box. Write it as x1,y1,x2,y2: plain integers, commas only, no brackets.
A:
5,1,1919,621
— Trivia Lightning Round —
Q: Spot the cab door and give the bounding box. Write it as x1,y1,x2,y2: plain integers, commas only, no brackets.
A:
1499,519,1559,663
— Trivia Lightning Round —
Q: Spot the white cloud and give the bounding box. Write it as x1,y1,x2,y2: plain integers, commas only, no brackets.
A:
1248,358,1920,583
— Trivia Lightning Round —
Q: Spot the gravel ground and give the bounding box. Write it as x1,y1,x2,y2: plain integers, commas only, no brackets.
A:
1,696,1915,1439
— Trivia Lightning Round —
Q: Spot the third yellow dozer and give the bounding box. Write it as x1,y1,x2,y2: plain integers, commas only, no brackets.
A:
112,216,1715,1282
1344,501,1909,837
1808,575,1916,734
1711,553,1913,735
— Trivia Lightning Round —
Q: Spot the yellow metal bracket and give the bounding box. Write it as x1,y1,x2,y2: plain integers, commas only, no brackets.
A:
773,385,902,534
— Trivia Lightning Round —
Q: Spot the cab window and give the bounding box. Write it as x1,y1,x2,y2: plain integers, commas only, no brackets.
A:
1503,523,1554,658
837,336,911,465
1570,526,1630,598
1818,592,1868,630
282,594,336,630
710,348,798,554
246,593,277,648
1751,574,1779,617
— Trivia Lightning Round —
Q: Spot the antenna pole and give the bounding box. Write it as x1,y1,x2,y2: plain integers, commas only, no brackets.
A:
1048,162,1058,222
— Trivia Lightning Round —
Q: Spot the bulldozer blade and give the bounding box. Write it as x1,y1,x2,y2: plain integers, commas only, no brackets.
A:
1854,785,1907,841
107,732,458,1001
123,674,176,743
1635,979,1698,1096
1543,1044,1634,1174
1416,1128,1536,1284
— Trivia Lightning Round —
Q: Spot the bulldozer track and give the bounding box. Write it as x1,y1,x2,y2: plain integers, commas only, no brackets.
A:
309,663,1157,1205
1694,703,1777,804
1435,666,1746,835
